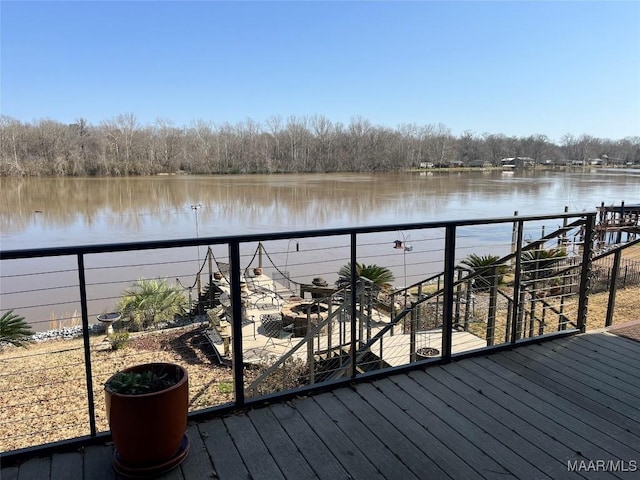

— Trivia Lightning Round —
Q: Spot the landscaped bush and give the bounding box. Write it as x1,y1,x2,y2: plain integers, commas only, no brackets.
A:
107,331,130,350
117,278,187,331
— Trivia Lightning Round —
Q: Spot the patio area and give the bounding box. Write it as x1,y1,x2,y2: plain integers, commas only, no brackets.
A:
3,331,639,479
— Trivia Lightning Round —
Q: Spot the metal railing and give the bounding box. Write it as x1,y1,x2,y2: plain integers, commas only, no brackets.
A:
0,211,610,460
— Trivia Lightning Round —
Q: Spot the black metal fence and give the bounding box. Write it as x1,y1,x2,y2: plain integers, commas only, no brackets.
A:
0,212,606,460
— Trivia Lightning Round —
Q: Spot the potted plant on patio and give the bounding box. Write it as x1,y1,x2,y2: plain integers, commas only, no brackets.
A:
104,362,189,478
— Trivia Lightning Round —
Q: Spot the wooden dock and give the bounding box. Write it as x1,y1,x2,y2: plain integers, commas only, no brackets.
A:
4,331,639,479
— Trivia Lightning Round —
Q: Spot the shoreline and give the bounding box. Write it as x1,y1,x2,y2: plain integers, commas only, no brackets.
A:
2,163,639,179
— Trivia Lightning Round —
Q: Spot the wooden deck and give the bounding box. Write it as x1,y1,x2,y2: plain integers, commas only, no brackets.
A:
3,332,640,479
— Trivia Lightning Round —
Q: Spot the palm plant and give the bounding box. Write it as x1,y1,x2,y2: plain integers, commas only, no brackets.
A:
338,262,395,290
460,254,507,291
0,310,34,349
521,248,566,280
117,278,187,330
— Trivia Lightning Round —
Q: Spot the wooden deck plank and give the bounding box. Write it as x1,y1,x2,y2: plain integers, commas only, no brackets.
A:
499,349,640,422
476,354,640,461
363,379,513,480
178,424,212,480
454,359,635,480
582,332,640,356
198,418,250,480
224,412,286,480
268,402,350,480
468,358,640,448
50,452,82,480
579,333,640,369
532,342,640,393
550,337,640,382
15,457,49,480
387,374,553,480
470,354,640,447
418,366,587,480
82,445,116,480
292,392,386,480
332,387,453,480
512,347,640,414
247,407,318,480
348,381,480,479
160,463,185,480
312,391,421,480
1,467,19,480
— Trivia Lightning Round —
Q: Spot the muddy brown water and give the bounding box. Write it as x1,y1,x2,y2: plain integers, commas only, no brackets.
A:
1,169,638,330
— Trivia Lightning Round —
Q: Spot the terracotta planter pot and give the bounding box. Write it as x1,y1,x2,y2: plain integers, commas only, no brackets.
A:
105,363,189,467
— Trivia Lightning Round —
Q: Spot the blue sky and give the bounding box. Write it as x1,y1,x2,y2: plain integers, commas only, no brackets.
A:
1,1,639,142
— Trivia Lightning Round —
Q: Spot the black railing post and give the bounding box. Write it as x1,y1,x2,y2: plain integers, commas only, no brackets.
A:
77,254,97,437
442,225,456,362
409,307,417,363
510,220,524,343
577,214,595,333
454,268,462,329
605,245,622,327
486,266,498,346
390,291,395,336
229,241,245,406
350,233,358,379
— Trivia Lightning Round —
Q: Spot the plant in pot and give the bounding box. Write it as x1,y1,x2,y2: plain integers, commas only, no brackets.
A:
104,362,189,478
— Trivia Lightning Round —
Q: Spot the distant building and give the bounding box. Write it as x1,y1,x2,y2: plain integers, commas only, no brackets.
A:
500,157,535,168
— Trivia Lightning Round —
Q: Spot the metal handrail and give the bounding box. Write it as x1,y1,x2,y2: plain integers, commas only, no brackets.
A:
0,212,589,261
0,210,600,460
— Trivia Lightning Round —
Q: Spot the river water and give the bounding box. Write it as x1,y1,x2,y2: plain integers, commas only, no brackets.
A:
1,169,638,330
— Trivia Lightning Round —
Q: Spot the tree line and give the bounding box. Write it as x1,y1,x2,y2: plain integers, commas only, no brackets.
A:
1,114,638,176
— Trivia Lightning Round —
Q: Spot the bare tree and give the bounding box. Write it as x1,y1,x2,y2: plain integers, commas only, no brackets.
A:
1,114,634,176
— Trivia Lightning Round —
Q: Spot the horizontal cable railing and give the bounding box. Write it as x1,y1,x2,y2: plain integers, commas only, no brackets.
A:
1,211,617,458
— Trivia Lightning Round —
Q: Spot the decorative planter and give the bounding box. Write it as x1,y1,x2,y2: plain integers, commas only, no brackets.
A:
253,267,264,276
105,363,189,477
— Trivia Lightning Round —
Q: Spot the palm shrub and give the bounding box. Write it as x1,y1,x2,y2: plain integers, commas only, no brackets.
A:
460,254,507,291
0,310,34,349
338,262,395,290
117,278,187,330
521,248,567,281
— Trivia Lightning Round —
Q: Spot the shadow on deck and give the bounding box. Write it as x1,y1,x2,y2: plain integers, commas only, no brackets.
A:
3,332,639,480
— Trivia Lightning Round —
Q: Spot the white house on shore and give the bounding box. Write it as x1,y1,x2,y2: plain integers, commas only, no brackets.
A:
500,157,535,168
